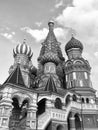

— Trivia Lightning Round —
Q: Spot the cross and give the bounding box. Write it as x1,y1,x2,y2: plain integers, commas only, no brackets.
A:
70,28,76,37
23,38,26,44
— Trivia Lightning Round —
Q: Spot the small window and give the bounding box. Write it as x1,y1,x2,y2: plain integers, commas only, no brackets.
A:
66,75,68,82
80,80,83,87
86,98,89,103
73,95,77,101
0,95,2,100
82,98,84,103
84,72,88,79
73,72,76,79
55,98,62,109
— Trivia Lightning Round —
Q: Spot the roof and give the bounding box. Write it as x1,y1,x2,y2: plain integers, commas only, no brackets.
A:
44,75,57,93
65,36,83,54
3,65,25,87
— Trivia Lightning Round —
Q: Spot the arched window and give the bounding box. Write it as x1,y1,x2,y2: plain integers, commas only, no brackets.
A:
0,95,2,100
67,112,72,130
86,98,89,103
82,98,84,103
65,95,71,106
55,98,62,109
20,99,29,119
73,95,77,101
9,97,20,128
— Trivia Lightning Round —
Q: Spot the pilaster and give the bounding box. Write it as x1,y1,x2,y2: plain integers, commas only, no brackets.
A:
26,102,37,130
0,96,13,130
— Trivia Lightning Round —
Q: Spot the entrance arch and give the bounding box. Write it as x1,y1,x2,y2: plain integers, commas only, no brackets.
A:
74,114,81,130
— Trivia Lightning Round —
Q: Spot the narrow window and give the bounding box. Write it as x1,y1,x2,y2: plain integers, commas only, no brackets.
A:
80,80,83,87
73,72,76,79
84,72,88,79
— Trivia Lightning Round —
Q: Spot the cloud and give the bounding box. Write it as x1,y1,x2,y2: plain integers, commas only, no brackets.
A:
0,32,15,42
21,27,48,42
56,0,98,44
21,26,68,42
1,33,13,40
55,0,98,93
35,22,42,27
55,0,64,9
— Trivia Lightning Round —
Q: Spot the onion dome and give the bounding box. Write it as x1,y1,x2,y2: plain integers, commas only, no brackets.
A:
65,36,83,54
13,39,33,59
38,21,64,65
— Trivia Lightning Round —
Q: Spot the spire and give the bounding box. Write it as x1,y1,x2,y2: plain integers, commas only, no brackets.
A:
44,76,57,93
4,65,25,86
38,21,64,64
45,20,57,43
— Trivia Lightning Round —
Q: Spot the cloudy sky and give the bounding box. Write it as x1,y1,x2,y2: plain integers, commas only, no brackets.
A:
0,0,98,93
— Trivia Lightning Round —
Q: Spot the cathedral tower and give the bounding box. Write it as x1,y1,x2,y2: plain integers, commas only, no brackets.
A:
10,40,33,87
37,21,65,91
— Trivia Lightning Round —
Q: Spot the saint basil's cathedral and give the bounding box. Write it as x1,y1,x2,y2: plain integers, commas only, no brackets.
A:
0,21,98,130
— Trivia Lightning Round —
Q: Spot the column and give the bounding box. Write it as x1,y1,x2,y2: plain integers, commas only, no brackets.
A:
0,96,13,130
26,102,37,130
68,116,75,130
46,99,52,109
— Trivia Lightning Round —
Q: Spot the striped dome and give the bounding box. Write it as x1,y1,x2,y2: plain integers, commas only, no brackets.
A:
13,40,33,59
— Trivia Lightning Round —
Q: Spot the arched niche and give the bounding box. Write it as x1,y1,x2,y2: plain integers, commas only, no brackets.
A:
67,112,72,130
74,60,83,65
20,99,29,120
37,98,46,115
0,94,2,101
81,98,84,103
57,124,64,130
86,98,89,103
74,113,81,130
73,94,77,101
55,98,62,109
65,95,71,106
9,97,21,129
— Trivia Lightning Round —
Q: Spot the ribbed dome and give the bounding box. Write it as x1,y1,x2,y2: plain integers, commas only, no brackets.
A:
65,37,83,53
13,40,33,59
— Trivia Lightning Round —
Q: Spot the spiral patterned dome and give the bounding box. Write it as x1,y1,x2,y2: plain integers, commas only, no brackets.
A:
13,40,33,59
65,37,83,53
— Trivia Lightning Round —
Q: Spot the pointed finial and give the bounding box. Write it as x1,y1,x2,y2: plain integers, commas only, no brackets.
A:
48,20,54,31
70,28,76,37
23,39,26,44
